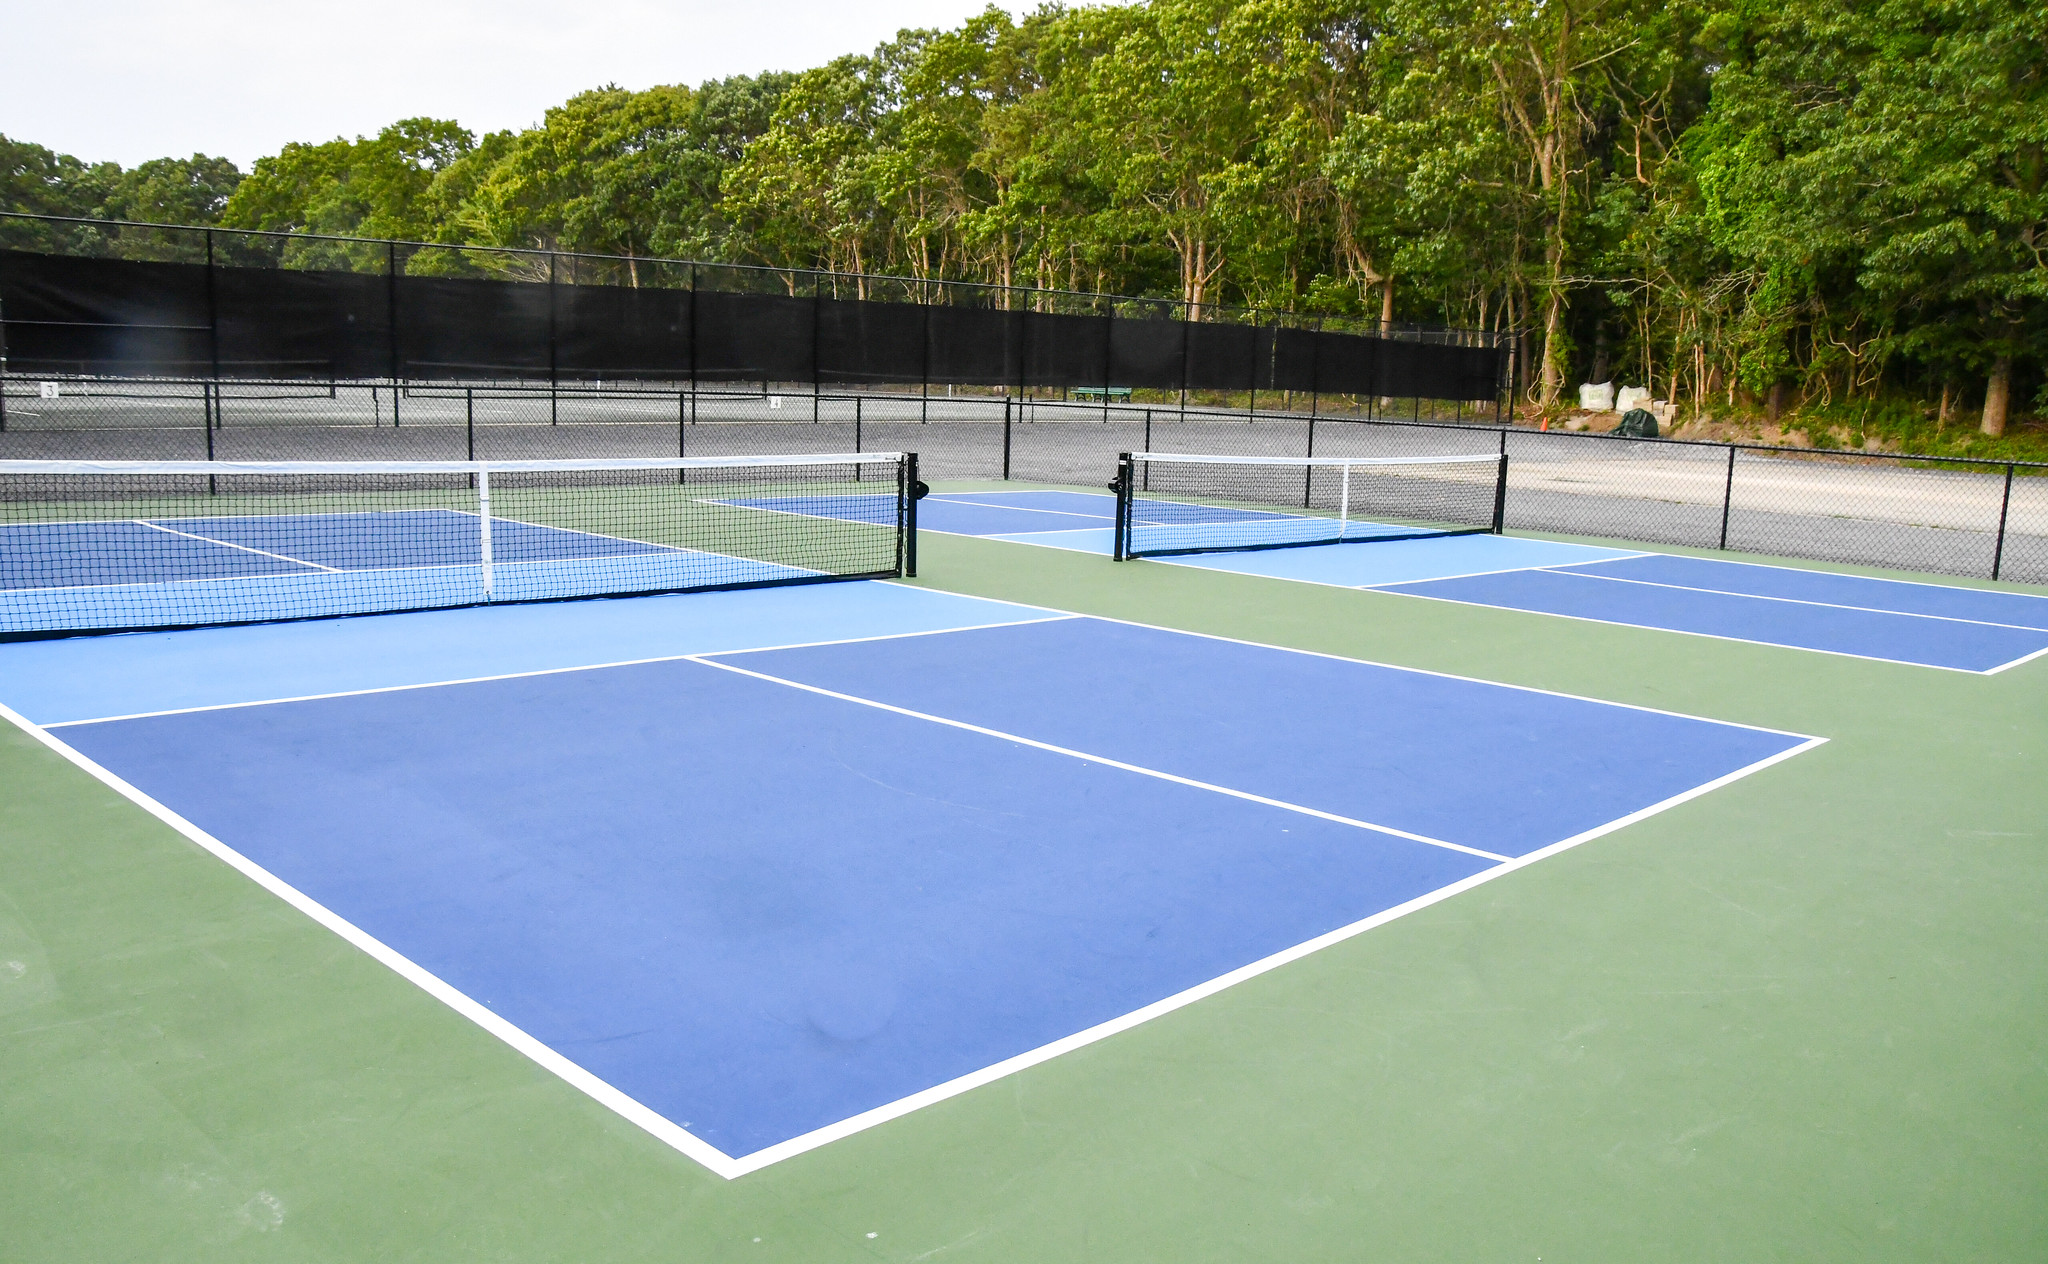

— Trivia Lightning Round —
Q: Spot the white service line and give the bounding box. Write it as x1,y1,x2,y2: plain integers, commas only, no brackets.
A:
137,520,341,572
42,614,1081,728
689,654,1510,864
1381,586,1995,674
1539,565,2048,632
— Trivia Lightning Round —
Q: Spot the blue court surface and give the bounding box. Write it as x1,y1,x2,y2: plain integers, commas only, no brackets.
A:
0,509,805,635
791,488,2048,674
23,586,1821,1174
1380,553,2048,673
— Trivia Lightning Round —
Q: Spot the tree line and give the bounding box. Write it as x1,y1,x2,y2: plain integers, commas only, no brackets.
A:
2,0,2041,441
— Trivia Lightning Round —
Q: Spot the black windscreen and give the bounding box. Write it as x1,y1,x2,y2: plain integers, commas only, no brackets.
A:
555,283,691,380
1313,330,1375,396
1024,311,1109,388
396,275,551,379
1270,327,1319,394
1184,321,1256,391
0,250,212,374
693,289,813,382
216,266,388,379
817,298,924,383
1108,317,1184,390
927,305,1020,386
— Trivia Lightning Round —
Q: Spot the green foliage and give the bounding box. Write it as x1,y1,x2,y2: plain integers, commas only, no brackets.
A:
0,0,2040,418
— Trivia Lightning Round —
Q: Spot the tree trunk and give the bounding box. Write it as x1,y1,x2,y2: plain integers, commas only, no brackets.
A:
1767,381,1785,422
1980,354,2011,436
1380,277,1395,332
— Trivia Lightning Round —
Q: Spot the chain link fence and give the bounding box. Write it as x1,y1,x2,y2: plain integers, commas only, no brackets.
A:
3,373,2041,585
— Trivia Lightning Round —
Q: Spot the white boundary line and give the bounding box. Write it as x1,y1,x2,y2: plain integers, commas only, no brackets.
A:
686,655,1510,863
1601,546,2048,601
1379,586,1998,674
42,615,1082,728
1542,565,2048,632
1985,643,2048,675
0,698,747,1181
4,603,1829,1179
723,730,1826,1176
1117,550,2032,674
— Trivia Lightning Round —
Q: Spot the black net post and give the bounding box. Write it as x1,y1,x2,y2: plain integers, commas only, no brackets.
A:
903,452,919,577
1112,452,1134,560
1993,462,2015,579
1718,445,1737,549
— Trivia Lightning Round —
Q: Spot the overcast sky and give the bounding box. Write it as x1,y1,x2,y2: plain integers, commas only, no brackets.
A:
1,0,1022,170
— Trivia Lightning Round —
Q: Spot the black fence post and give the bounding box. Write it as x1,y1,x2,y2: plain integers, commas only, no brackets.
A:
1179,307,1190,421
854,396,863,475
548,252,559,425
387,239,401,428
1101,299,1114,423
920,284,932,424
811,270,821,423
1303,413,1316,507
1492,442,1510,534
1143,407,1153,456
1718,445,1738,550
466,387,475,460
1993,462,2015,580
1247,309,1258,422
1001,396,1012,480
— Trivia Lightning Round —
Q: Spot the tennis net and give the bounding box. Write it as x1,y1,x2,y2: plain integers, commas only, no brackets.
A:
0,453,915,638
1112,451,1507,560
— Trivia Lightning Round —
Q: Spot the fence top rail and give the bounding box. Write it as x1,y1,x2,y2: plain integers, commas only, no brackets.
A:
0,211,1503,344
1129,451,1502,468
0,455,902,476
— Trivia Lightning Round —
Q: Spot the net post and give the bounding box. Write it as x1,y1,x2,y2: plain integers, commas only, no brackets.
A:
1491,449,1508,533
1113,452,1133,561
1718,444,1736,550
1992,462,2014,580
902,452,919,578
477,466,495,599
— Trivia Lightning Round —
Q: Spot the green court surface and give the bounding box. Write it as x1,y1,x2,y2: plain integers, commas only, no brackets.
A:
4,522,2045,1261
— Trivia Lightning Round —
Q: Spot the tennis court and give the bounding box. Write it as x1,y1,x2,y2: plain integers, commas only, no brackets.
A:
4,453,2046,1261
807,484,2048,673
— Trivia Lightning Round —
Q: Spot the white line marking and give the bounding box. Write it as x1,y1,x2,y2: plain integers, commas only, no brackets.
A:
689,656,1511,863
43,615,1080,727
0,698,746,1181
1540,565,2048,632
1103,553,2017,674
718,731,1828,1176
1609,548,2048,601
859,591,1818,739
1349,553,1656,588
1379,586,1995,674
2,614,1829,1179
135,520,342,572
1984,642,2048,675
